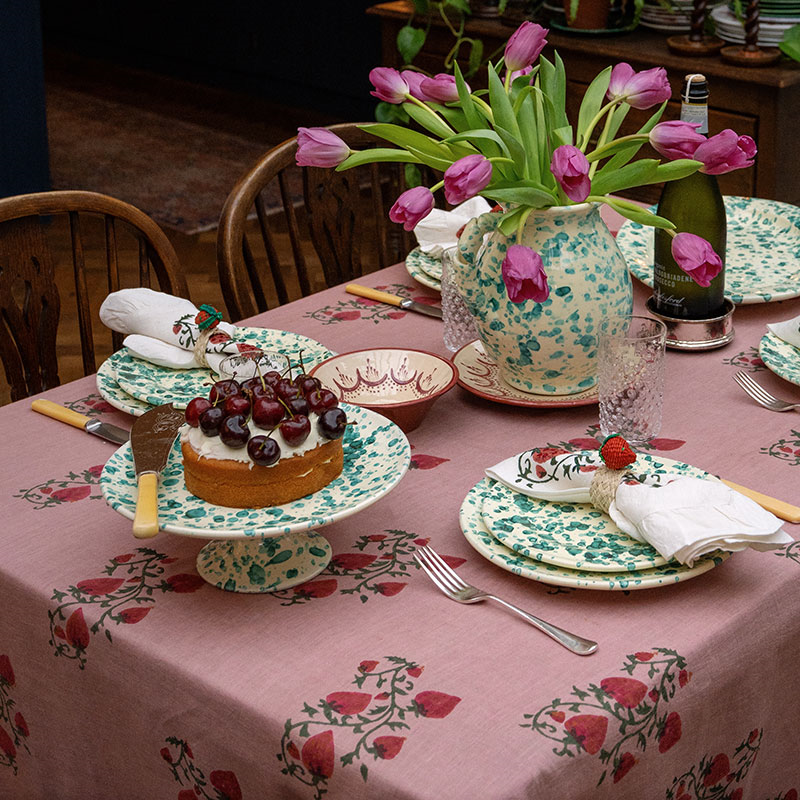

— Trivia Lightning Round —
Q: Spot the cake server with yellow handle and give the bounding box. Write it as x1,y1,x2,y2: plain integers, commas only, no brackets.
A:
130,403,185,539
345,284,443,318
32,399,130,444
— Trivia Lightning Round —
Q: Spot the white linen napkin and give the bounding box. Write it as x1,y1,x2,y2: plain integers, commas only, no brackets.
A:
99,288,244,371
486,449,792,566
413,197,492,257
767,313,800,349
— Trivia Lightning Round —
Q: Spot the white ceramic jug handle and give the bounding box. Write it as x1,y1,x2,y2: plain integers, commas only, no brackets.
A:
457,210,501,267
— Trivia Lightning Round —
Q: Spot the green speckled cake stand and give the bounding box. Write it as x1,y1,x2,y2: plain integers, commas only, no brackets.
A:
100,404,411,593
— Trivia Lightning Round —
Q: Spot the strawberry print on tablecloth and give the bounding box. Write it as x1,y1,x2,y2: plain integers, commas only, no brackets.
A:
760,430,800,467
271,530,464,606
522,648,690,786
0,654,30,776
14,464,105,509
303,284,439,326
48,548,204,669
63,392,116,415
775,540,800,565
161,736,242,800
278,656,460,799
723,346,766,372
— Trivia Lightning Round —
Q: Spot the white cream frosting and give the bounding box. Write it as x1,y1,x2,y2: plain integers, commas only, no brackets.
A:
180,418,329,469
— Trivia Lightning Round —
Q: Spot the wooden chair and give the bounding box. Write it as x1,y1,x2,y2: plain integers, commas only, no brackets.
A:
217,122,426,321
0,190,189,402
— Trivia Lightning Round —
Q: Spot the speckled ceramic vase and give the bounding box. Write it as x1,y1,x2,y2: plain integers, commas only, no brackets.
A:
456,203,633,395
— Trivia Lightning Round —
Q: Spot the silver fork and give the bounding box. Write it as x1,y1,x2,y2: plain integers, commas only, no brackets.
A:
733,371,800,413
413,545,598,656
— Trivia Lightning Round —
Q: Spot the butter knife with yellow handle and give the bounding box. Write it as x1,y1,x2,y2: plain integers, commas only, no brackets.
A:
721,479,800,524
32,399,130,444
345,284,443,318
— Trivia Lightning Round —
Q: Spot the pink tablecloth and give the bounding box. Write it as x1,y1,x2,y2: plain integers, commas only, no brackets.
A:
1,242,800,799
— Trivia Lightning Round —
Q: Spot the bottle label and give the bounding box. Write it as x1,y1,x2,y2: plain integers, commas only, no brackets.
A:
654,260,694,313
680,102,708,135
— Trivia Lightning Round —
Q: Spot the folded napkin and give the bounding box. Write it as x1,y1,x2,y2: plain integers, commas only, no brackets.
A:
767,313,800,349
413,197,492,257
100,288,249,371
486,447,792,566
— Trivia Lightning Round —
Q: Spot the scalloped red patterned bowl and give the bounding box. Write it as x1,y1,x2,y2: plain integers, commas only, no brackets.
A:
309,347,458,433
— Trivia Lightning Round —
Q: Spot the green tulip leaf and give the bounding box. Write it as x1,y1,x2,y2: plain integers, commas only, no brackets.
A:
336,149,422,171
590,158,659,195
539,56,568,129
445,129,511,158
498,205,529,236
402,102,455,140
482,186,555,208
494,125,527,177
454,62,485,132
432,104,472,134
360,123,453,159
595,102,667,173
655,158,703,182
488,64,521,140
576,66,612,148
397,25,426,65
516,93,540,183
596,196,675,230
405,145,454,171
604,103,630,145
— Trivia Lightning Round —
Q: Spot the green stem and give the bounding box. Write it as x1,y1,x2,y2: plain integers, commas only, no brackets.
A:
515,207,533,244
588,112,616,179
579,99,621,152
585,133,646,163
487,156,514,166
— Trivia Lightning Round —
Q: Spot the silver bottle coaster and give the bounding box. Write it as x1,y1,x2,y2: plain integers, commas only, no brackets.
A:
645,296,735,351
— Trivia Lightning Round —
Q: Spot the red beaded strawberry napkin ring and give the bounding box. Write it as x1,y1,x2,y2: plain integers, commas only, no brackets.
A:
589,434,638,513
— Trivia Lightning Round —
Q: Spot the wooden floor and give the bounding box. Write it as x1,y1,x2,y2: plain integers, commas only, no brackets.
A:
0,51,337,407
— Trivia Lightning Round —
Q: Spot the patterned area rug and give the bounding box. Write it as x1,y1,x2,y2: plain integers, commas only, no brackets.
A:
46,86,273,234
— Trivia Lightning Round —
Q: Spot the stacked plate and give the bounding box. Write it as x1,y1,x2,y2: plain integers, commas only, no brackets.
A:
96,327,334,417
712,3,799,44
405,248,442,292
460,453,730,590
640,0,695,32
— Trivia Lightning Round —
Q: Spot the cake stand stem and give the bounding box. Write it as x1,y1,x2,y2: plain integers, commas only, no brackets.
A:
196,532,332,593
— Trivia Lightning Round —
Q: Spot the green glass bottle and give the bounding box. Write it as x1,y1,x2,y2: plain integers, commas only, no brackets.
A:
653,74,727,320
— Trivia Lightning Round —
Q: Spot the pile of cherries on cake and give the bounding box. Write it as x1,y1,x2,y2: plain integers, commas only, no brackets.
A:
184,366,347,466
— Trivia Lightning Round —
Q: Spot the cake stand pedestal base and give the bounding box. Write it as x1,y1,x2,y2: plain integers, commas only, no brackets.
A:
196,532,332,593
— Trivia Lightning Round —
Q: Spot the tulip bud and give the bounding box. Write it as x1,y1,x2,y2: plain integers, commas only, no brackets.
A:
607,63,671,110
649,121,705,160
501,245,550,303
694,129,757,175
295,128,350,168
670,232,723,287
443,155,492,205
401,70,432,102
389,186,435,231
504,21,548,72
419,73,464,104
369,67,409,104
550,145,591,202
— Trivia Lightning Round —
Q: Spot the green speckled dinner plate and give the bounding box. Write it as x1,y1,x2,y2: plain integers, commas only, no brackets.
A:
111,327,333,410
96,357,152,417
481,454,712,572
617,196,800,304
759,332,800,387
406,248,442,292
461,479,730,590
100,404,410,538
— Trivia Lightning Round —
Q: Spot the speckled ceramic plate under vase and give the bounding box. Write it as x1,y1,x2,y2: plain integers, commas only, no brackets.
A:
759,332,800,387
452,340,598,408
100,404,410,592
616,196,800,304
480,454,713,572
461,479,730,590
96,357,152,417
405,248,442,292
112,327,334,410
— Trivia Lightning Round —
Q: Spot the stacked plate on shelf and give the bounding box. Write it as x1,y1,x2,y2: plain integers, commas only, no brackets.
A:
640,0,695,32
712,2,800,45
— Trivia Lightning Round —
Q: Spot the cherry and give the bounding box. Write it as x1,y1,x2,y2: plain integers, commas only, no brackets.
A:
185,397,212,427
240,377,275,401
307,388,339,414
262,370,282,387
219,413,250,448
286,396,310,417
247,435,280,466
318,407,347,440
296,375,321,395
209,379,240,405
252,396,285,429
280,414,311,447
224,394,251,417
275,379,299,402
199,406,225,436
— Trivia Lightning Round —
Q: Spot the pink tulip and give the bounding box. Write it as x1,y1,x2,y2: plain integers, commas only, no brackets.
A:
444,155,492,205
401,70,433,102
504,21,549,72
389,186,435,231
607,63,671,110
649,120,706,160
501,245,550,303
369,67,409,104
420,73,465,104
295,128,350,168
550,145,591,202
508,65,534,83
671,232,723,287
694,129,757,175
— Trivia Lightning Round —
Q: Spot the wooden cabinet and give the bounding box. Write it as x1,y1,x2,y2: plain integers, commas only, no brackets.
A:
368,2,800,205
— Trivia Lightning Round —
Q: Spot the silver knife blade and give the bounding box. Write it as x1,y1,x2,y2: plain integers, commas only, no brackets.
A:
84,418,130,445
399,299,443,318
